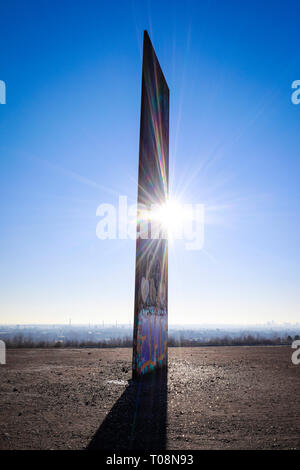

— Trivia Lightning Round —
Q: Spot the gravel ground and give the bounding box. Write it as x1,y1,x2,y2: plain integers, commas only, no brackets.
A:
0,346,299,450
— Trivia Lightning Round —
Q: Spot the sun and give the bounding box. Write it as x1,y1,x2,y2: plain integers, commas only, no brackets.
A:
149,199,192,239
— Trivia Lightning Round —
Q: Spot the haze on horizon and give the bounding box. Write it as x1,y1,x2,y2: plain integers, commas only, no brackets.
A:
1,1,300,326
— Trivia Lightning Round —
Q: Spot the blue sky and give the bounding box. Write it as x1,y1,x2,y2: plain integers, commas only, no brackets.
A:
0,0,299,324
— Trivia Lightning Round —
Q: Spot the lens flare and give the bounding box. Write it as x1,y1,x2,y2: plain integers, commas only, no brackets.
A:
149,199,193,239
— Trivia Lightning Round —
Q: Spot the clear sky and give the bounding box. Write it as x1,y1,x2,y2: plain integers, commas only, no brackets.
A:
0,0,300,325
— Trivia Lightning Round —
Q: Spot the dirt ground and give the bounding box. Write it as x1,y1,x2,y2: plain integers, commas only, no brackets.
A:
0,346,299,450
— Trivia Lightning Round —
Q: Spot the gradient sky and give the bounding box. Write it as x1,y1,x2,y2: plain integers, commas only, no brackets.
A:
0,0,300,325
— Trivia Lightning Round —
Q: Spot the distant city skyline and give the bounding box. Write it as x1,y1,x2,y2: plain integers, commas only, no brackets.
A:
1,1,300,325
1,323,299,351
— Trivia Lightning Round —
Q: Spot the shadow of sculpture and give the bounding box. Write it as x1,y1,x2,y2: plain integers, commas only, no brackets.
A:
87,367,167,450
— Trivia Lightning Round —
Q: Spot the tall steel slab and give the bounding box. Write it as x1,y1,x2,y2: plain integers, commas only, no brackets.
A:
132,31,169,378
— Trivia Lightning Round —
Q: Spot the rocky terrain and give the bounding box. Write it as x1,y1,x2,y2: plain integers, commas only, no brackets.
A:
0,346,299,449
